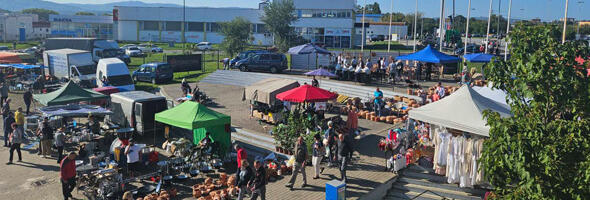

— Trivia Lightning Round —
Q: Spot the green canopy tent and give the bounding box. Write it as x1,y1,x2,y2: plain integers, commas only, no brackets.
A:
154,101,231,156
33,81,109,106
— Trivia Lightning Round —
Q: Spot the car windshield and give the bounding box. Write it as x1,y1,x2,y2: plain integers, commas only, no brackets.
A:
108,74,133,86
130,47,139,50
103,49,119,58
77,65,96,75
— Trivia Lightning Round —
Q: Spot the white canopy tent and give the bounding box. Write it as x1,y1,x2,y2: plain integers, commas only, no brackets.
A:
408,85,512,137
472,86,509,106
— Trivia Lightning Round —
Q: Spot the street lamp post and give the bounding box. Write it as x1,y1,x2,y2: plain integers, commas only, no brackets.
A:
439,0,445,51
563,0,570,44
361,0,367,52
577,1,584,38
464,0,472,58
413,0,418,52
485,0,493,54
504,0,512,61
387,0,393,52
183,0,186,49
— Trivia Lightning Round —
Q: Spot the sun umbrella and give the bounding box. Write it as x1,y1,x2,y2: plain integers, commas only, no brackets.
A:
276,84,337,103
396,45,460,64
304,68,336,77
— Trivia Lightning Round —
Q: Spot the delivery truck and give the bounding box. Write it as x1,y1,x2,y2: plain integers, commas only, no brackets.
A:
44,38,131,64
109,91,172,135
43,49,97,87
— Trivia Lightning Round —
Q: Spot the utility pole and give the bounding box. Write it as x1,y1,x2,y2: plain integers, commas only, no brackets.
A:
563,0,570,44
504,0,512,61
452,0,455,29
464,0,472,58
439,0,445,51
388,0,393,52
183,0,186,50
413,0,418,52
361,0,367,52
485,0,493,53
577,1,584,39
421,17,424,40
497,0,501,35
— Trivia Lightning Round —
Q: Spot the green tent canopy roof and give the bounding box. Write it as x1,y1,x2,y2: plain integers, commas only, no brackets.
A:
155,101,230,130
33,81,109,106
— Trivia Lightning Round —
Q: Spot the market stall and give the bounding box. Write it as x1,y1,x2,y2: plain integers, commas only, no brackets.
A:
396,45,461,80
288,43,331,71
155,101,232,157
243,78,299,124
405,85,511,188
33,81,109,106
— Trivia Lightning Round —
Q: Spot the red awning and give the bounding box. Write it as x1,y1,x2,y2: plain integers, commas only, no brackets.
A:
276,84,337,103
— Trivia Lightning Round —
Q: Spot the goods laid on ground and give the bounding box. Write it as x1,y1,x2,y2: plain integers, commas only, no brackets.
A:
192,175,237,199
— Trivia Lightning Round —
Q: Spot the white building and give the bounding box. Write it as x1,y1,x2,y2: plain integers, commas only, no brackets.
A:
32,21,51,40
114,0,356,48
0,13,38,42
49,15,114,39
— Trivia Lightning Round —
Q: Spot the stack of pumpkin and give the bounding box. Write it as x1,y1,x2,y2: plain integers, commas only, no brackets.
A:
192,174,238,200
138,188,177,200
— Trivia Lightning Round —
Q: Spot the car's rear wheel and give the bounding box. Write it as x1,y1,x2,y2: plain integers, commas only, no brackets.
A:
270,66,278,74
240,65,247,72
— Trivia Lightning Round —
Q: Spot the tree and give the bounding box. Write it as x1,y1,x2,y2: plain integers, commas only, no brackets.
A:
481,24,590,199
103,13,113,16
219,17,253,58
21,8,58,21
261,0,297,52
356,2,381,14
75,12,95,16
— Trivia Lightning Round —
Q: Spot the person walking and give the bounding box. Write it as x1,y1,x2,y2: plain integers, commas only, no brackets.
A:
338,133,352,183
14,107,24,135
3,111,14,147
249,160,267,200
234,143,247,177
60,152,77,200
285,136,308,190
235,159,253,200
0,83,8,107
312,134,325,179
38,117,53,158
23,88,33,115
7,123,23,164
311,76,319,88
374,88,384,117
324,121,336,167
55,127,66,164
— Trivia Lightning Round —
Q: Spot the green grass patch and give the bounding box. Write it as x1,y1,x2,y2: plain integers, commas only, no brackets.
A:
0,42,40,50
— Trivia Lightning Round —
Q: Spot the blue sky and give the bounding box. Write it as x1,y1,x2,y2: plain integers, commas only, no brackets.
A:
47,0,589,21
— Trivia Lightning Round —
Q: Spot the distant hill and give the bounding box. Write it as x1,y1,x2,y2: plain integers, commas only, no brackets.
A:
0,0,181,15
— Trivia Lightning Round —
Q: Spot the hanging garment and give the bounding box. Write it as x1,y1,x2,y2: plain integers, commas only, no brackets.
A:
432,128,440,171
437,131,450,166
460,138,473,188
471,138,480,185
475,139,485,184
446,136,456,183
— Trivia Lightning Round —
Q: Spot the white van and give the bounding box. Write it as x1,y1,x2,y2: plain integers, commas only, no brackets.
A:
96,58,135,92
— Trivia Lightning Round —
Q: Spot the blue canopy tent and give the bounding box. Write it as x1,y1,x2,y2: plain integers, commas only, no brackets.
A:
0,64,45,69
463,53,496,63
396,45,460,64
288,43,331,71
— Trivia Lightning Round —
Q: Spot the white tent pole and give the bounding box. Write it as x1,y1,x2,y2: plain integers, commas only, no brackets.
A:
464,0,472,58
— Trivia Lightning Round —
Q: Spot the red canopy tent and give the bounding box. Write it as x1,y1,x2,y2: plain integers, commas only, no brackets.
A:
276,84,337,103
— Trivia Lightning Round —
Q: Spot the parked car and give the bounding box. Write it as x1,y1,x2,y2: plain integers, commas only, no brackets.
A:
230,50,270,67
121,44,137,50
370,35,385,42
109,91,170,135
196,42,212,50
132,62,174,84
138,43,163,53
235,53,287,74
125,47,142,57
0,46,9,51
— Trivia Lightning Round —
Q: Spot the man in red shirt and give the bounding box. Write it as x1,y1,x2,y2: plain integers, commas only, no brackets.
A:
60,152,77,200
234,143,247,177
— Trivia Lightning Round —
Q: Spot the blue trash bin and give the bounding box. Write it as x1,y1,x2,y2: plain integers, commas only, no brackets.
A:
326,180,346,200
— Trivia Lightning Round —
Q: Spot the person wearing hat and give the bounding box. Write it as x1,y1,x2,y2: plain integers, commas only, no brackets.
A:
60,152,77,200
125,138,142,177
